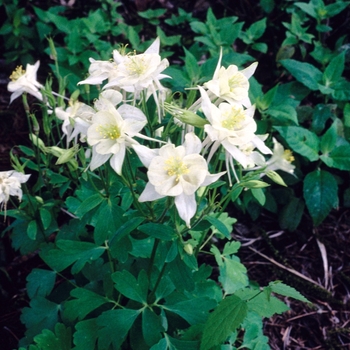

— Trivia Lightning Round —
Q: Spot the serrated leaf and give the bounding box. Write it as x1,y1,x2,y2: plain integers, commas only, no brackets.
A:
73,319,98,350
280,59,322,90
64,288,109,321
219,257,249,294
247,292,289,318
274,126,319,161
112,269,148,303
97,309,140,349
303,170,338,226
26,268,56,299
269,281,310,302
200,295,248,350
33,323,72,350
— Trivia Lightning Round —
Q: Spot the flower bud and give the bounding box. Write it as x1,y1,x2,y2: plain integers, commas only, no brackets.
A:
242,180,270,189
266,170,287,187
183,243,193,255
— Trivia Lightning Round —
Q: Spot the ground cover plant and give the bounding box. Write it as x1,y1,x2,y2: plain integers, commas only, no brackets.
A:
0,0,349,349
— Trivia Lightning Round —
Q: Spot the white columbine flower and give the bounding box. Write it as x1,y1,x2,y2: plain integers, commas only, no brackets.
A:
87,100,147,175
0,171,30,213
133,133,225,227
264,138,295,174
7,61,43,103
204,49,257,108
78,58,117,85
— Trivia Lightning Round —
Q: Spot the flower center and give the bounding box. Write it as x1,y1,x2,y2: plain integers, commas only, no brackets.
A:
10,66,25,81
96,124,121,140
283,149,295,163
228,72,247,92
221,106,246,130
125,55,147,76
164,156,189,181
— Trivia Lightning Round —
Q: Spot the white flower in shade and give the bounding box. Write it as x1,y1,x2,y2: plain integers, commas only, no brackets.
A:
7,61,43,103
78,58,117,85
133,133,225,227
87,100,147,174
0,171,30,212
204,49,257,107
264,138,295,174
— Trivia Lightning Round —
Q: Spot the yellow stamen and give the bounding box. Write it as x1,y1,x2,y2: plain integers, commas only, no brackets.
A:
164,156,189,181
283,149,295,162
222,107,246,130
10,66,25,81
228,72,247,91
125,55,147,76
96,124,121,140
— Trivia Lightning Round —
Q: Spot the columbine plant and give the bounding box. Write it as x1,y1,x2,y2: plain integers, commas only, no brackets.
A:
5,37,306,350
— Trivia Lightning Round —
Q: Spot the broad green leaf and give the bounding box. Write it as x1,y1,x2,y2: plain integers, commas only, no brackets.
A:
303,170,338,226
205,215,230,238
142,308,164,346
267,104,299,125
64,288,110,321
219,257,249,294
320,144,350,170
323,51,345,86
251,188,266,206
33,323,71,350
242,312,270,350
40,240,106,273
200,295,248,350
39,207,52,230
164,297,216,325
112,269,148,303
325,2,350,17
279,197,305,232
274,126,319,161
97,309,140,349
138,223,177,241
166,256,195,292
311,104,336,134
75,193,104,217
269,281,310,302
21,296,60,342
279,59,322,90
26,268,56,298
294,2,317,18
320,118,343,154
27,220,38,240
184,47,200,82
247,292,289,318
73,319,98,350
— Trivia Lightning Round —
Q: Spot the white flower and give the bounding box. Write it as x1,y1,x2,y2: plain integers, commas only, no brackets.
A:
204,49,257,107
87,100,147,174
7,61,43,103
0,171,30,212
78,58,117,85
264,138,295,174
133,133,225,227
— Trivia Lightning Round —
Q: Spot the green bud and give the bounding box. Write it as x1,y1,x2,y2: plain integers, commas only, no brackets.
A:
29,134,46,152
35,196,44,205
183,243,193,255
70,89,80,103
242,180,270,189
55,145,80,165
265,170,287,187
47,37,57,60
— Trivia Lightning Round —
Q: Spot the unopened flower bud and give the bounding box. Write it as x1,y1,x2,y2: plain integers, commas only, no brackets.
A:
266,170,287,187
243,180,270,189
184,243,193,255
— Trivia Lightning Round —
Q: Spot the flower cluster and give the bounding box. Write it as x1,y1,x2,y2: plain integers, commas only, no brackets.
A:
7,38,295,227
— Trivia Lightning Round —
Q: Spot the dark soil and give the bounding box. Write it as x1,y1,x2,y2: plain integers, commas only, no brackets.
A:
1,1,350,349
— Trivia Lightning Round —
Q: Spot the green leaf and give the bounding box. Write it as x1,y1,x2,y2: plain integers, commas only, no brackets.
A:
33,323,72,350
269,281,310,302
164,297,216,325
280,59,322,90
142,308,164,346
64,288,109,321
97,309,140,349
75,193,104,218
323,51,345,86
311,104,336,134
138,223,177,241
205,215,230,238
247,292,289,318
21,296,60,342
303,169,338,226
40,240,106,273
279,197,305,232
184,48,200,82
26,268,56,299
112,269,148,303
73,319,98,350
219,257,249,294
251,188,266,206
27,220,38,240
320,144,350,170
267,104,299,125
274,126,319,161
200,295,248,350
294,2,317,18
39,207,52,230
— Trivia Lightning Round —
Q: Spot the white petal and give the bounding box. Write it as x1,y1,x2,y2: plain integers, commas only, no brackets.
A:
139,182,165,202
133,144,159,168
109,145,126,175
175,193,197,227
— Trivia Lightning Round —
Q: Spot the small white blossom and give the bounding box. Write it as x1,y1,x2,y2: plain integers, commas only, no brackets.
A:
264,138,295,174
87,100,147,175
204,49,257,107
8,61,43,103
0,171,30,212
133,133,225,227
